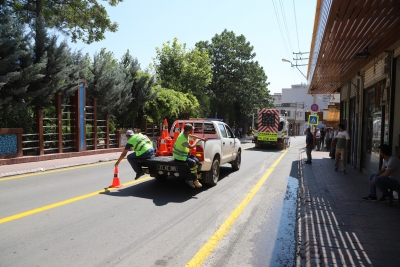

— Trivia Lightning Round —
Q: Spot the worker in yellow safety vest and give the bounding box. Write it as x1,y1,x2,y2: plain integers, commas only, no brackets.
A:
115,130,155,180
173,124,207,188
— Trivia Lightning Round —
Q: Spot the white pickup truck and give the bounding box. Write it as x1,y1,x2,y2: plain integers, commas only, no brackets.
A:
133,119,242,186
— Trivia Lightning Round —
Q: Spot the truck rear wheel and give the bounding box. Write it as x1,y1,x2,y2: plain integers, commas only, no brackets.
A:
203,158,220,186
231,150,241,171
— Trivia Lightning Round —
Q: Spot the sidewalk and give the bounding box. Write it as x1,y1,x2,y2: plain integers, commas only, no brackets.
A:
0,152,121,178
297,148,400,267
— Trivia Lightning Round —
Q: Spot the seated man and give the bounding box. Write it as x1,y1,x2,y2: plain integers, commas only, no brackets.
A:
173,124,207,188
115,130,155,180
362,144,400,202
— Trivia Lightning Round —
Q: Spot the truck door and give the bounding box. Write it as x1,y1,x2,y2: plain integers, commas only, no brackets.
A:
217,123,235,163
224,124,238,160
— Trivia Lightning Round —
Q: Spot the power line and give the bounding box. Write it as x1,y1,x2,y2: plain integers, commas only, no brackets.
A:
292,1,309,79
271,0,291,58
292,0,301,51
278,0,293,52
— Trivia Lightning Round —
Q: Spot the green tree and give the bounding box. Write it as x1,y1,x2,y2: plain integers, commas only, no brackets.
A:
144,86,200,123
153,37,212,117
71,50,92,82
4,0,123,44
196,29,272,125
29,18,82,109
86,48,132,118
118,50,158,129
0,6,45,126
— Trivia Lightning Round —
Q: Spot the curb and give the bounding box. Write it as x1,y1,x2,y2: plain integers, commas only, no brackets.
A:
0,157,119,178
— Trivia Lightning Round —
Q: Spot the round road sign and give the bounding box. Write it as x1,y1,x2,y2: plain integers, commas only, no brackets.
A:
311,104,319,112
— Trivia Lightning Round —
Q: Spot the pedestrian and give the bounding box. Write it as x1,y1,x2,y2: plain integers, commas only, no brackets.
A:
334,123,350,174
362,144,400,202
330,128,338,159
320,128,326,149
326,128,333,150
239,127,243,138
315,128,321,150
305,127,313,164
115,130,155,180
173,123,207,188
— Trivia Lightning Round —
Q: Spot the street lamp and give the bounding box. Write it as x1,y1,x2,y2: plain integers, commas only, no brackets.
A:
282,58,307,79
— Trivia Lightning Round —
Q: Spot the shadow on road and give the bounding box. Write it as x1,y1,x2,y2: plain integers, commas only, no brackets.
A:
100,165,234,206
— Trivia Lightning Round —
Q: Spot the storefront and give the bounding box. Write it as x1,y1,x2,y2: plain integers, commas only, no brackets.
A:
362,80,386,173
306,0,400,173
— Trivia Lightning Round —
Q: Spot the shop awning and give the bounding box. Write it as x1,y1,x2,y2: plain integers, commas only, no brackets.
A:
307,0,400,94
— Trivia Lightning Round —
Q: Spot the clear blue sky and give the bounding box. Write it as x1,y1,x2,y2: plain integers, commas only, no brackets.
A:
67,0,317,95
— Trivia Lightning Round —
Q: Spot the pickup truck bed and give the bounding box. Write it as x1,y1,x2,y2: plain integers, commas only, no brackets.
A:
132,119,242,186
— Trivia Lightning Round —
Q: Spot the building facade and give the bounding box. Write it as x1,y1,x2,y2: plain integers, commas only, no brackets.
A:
272,84,339,135
307,0,400,173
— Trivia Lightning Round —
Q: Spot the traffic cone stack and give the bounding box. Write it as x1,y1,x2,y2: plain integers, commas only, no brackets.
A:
156,119,172,156
109,166,122,188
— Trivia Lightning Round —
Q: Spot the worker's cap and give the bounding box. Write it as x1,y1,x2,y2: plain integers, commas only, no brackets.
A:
126,130,134,136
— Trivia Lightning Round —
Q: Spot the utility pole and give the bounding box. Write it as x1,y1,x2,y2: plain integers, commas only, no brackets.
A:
294,102,298,138
252,113,254,131
282,52,309,79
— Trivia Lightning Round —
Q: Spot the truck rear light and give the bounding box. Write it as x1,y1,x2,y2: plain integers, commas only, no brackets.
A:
195,145,204,162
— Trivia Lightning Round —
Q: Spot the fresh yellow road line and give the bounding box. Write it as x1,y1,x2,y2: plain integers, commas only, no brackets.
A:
0,160,121,181
186,150,288,267
0,176,152,225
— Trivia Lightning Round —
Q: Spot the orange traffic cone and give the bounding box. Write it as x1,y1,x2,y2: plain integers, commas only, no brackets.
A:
181,121,185,132
156,119,172,156
173,122,181,140
161,119,168,137
109,166,122,188
170,122,180,153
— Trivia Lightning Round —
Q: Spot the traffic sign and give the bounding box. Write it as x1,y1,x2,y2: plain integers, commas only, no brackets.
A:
308,114,319,125
311,104,319,112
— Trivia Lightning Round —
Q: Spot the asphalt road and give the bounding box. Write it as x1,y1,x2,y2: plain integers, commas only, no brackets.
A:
0,136,306,267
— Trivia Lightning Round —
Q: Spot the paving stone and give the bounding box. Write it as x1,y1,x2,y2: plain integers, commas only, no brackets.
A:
296,150,400,267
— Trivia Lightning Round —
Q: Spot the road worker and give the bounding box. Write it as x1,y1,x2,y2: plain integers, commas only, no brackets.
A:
115,130,155,180
173,124,207,188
